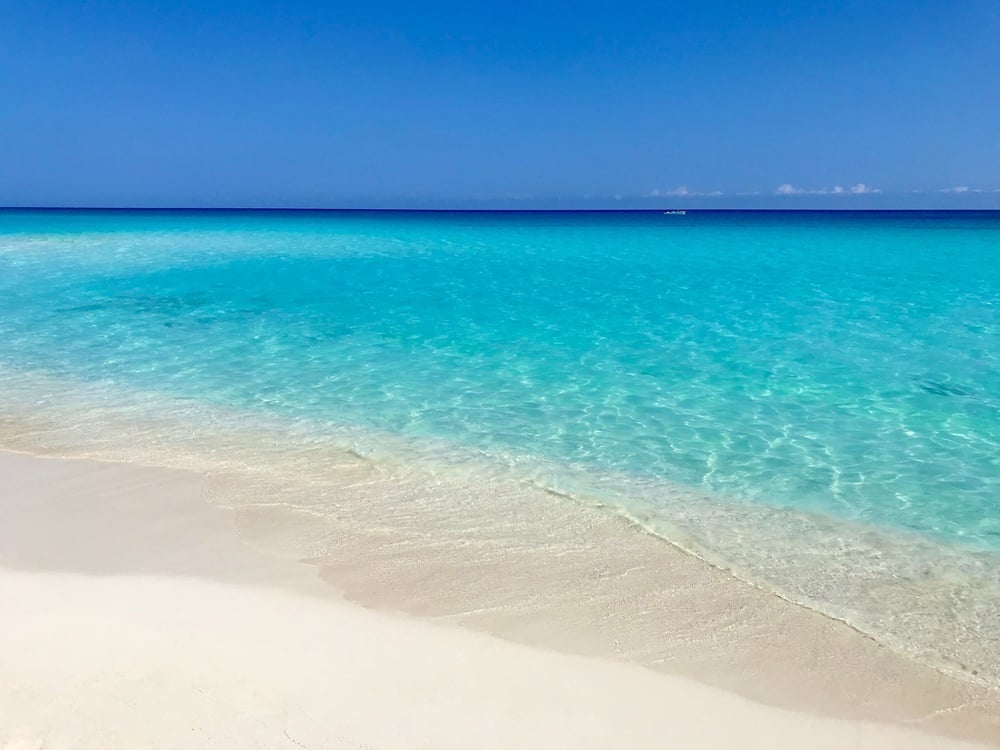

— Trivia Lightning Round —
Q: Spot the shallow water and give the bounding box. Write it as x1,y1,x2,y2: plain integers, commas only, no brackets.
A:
1,208,998,682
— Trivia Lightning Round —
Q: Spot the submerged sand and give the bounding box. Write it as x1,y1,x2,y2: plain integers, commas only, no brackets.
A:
2,449,999,748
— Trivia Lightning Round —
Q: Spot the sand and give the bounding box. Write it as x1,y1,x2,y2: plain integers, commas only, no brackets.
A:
1,449,997,749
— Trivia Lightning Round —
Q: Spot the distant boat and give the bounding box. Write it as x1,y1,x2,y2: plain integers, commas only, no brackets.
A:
663,210,686,215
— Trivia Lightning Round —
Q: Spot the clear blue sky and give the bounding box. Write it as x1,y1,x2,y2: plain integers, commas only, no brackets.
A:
2,0,998,208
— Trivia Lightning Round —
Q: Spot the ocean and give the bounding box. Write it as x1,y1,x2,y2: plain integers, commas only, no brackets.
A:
1,208,998,682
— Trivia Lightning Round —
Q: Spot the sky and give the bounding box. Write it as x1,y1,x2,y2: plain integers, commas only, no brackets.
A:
1,0,999,208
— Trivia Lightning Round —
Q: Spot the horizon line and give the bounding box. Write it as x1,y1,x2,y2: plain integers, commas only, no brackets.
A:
3,206,1000,213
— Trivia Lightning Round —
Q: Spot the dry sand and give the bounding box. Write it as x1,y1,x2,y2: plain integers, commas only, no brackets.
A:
1,449,997,749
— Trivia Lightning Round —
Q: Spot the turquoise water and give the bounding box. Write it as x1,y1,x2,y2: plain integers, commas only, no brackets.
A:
1,209,999,676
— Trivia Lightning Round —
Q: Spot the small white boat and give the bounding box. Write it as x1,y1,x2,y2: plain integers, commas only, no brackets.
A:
663,210,686,216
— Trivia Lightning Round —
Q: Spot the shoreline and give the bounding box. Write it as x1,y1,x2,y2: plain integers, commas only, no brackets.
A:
2,448,999,747
3,369,1000,691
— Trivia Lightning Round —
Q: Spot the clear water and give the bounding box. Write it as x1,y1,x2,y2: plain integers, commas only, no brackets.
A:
1,209,999,677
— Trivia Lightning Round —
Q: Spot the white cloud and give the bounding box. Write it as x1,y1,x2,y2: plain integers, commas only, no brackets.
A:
648,186,689,197
648,186,724,198
776,183,881,196
897,187,999,194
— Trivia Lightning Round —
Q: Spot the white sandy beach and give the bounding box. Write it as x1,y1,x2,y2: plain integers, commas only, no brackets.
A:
1,448,997,749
